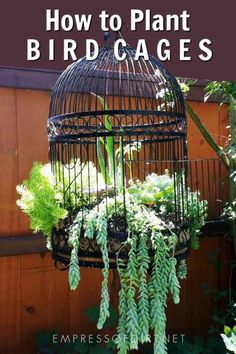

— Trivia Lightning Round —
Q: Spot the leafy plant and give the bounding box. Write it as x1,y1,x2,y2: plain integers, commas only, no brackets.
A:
16,163,67,244
128,172,207,249
182,80,236,247
221,325,236,354
17,156,206,354
165,251,236,354
91,92,115,185
92,93,141,192
204,82,236,245
67,171,206,354
127,172,175,208
167,335,226,354
36,306,118,354
16,160,104,245
17,86,208,354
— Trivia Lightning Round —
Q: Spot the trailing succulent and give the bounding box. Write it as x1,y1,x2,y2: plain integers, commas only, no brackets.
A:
66,175,206,354
17,160,207,354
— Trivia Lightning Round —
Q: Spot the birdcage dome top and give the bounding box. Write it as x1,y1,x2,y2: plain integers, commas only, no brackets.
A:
48,43,186,142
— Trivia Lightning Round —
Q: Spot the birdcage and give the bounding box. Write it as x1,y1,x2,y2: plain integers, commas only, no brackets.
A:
47,34,192,268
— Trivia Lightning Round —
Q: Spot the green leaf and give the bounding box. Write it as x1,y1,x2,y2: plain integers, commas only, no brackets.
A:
73,341,90,354
68,249,80,290
91,343,112,354
201,282,210,292
102,306,118,328
85,307,100,323
91,92,115,181
16,163,67,239
97,136,111,185
224,325,232,337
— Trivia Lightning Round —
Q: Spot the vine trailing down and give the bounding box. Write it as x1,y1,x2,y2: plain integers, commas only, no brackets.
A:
16,158,207,354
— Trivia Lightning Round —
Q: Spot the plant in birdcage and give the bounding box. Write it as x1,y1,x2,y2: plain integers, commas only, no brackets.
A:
16,43,210,354
16,118,207,354
17,155,207,354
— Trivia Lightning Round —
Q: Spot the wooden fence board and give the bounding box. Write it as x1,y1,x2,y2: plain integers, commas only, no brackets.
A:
0,256,21,353
69,268,104,334
186,238,220,337
16,89,50,234
20,263,70,353
0,88,19,235
20,252,54,270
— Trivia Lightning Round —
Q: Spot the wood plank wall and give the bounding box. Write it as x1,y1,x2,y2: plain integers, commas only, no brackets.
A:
0,87,232,353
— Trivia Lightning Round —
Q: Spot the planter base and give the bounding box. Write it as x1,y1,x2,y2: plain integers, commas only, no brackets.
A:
51,223,191,269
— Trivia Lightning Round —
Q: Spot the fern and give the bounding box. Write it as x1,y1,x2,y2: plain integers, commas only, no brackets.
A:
16,163,67,240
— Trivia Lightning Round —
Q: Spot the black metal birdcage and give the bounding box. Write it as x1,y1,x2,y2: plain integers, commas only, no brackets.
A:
47,34,192,268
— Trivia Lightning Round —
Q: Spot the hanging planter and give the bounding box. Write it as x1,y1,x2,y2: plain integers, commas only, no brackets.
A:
17,34,207,354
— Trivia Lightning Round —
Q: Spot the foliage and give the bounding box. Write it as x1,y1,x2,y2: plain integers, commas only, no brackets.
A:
91,93,141,191
16,163,67,241
127,172,175,209
85,305,118,328
36,330,74,354
91,92,114,185
58,159,105,208
178,79,196,98
183,80,236,239
16,160,104,242
68,210,84,290
187,190,207,249
167,335,226,354
182,83,236,354
204,82,236,238
201,285,236,334
221,325,236,354
204,81,236,104
165,253,236,354
178,260,188,279
128,172,207,249
36,306,118,354
17,155,206,354
67,171,206,354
